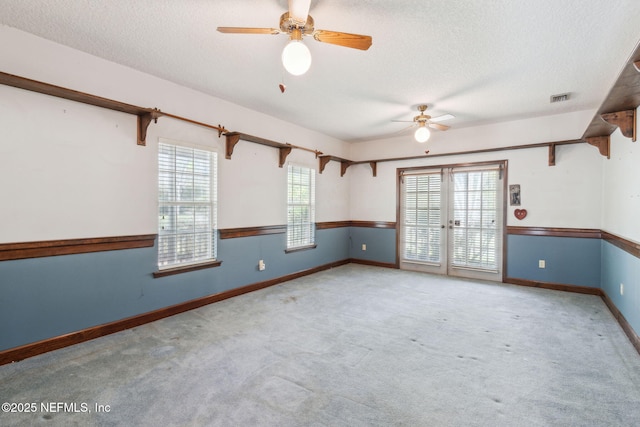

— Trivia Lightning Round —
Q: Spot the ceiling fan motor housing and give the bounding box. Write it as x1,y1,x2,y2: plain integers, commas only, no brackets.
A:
280,12,315,34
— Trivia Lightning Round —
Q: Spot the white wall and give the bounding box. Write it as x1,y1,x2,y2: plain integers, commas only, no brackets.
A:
0,84,155,241
348,115,604,228
601,106,640,242
0,26,349,243
348,110,595,161
0,25,625,243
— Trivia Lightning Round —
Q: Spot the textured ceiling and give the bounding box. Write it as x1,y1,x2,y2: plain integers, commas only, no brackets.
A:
1,0,640,142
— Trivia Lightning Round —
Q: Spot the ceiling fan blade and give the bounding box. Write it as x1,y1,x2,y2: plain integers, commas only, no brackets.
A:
288,0,311,25
313,30,372,50
391,124,416,135
429,122,450,131
217,27,280,35
430,114,455,123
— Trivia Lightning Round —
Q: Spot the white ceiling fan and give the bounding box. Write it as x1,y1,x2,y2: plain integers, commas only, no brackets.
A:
217,0,372,76
393,105,454,142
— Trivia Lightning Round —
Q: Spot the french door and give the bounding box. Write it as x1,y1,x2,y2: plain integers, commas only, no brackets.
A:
399,162,505,281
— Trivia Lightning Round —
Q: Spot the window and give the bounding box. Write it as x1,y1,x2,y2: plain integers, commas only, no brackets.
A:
287,164,315,249
158,141,217,269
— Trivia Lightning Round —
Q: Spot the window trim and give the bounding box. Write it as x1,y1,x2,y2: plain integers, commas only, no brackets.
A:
284,243,317,254
153,260,222,278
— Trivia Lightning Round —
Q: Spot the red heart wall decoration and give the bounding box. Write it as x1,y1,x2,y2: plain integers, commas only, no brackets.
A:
514,209,527,220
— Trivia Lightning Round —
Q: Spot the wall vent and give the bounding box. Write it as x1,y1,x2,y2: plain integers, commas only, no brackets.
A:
550,93,570,103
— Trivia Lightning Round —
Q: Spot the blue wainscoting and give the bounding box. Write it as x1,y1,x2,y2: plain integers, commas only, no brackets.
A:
601,240,640,337
0,246,158,351
217,226,349,288
4,226,639,355
0,227,350,352
506,234,601,288
348,226,397,266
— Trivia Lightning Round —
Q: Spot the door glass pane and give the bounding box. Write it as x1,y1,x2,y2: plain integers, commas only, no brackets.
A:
402,174,441,263
451,170,499,270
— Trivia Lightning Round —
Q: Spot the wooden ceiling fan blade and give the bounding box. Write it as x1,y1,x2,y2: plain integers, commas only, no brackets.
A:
288,0,311,24
313,30,372,50
429,122,450,131
217,27,280,35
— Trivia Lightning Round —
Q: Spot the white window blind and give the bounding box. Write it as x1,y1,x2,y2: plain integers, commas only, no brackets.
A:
158,142,217,269
287,165,315,249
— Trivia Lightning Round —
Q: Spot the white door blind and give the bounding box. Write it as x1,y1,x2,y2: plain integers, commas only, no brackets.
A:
158,142,217,268
287,165,315,248
451,169,498,269
402,173,442,263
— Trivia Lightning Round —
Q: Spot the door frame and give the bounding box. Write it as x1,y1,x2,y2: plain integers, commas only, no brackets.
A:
395,159,508,281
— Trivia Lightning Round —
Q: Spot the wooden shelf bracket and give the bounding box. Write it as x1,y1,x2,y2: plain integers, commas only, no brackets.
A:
340,161,353,177
279,146,292,168
225,133,242,159
548,144,556,166
369,161,378,177
601,109,637,142
586,135,611,159
137,109,162,146
319,156,332,174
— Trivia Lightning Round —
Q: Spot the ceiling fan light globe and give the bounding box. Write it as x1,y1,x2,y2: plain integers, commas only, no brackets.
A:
282,40,312,76
414,126,431,143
